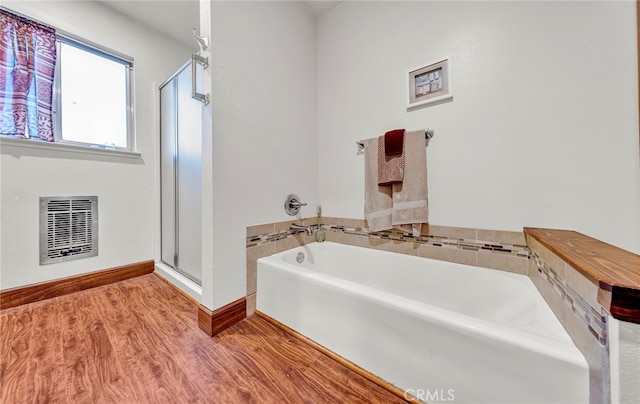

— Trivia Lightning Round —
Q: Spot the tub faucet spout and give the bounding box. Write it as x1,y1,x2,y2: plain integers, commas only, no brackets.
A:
290,223,313,236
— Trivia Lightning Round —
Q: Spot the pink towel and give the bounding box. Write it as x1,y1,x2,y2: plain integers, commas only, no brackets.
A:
365,130,428,235
377,135,405,186
364,137,393,231
391,130,428,236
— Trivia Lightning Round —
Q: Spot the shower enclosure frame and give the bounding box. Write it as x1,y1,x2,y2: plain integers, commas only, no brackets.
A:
157,59,204,289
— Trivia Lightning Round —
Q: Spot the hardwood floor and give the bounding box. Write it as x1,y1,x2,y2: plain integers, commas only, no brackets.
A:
0,274,407,403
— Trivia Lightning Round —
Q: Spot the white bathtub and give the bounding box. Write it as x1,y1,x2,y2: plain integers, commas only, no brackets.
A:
257,242,589,403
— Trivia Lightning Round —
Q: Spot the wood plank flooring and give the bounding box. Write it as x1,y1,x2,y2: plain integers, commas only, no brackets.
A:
0,274,407,403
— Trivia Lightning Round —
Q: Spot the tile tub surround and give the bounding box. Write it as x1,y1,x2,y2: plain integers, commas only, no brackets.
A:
246,217,530,316
319,217,530,274
525,228,640,325
527,247,611,404
530,249,607,344
246,218,317,316
525,228,640,404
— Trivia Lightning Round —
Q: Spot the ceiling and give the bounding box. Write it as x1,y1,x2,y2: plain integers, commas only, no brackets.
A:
101,1,342,50
101,1,200,50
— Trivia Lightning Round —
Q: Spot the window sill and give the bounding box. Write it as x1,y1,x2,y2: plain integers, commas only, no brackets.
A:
0,137,142,159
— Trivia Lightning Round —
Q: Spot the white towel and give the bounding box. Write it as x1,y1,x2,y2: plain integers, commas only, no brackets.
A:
364,130,428,236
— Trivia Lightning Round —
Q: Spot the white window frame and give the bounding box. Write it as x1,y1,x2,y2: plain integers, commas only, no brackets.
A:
53,33,135,152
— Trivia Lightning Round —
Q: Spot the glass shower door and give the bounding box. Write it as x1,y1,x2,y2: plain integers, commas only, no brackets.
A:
159,61,202,284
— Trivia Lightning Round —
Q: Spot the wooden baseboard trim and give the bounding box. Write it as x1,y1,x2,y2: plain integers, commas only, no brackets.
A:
198,297,247,337
255,311,415,402
0,260,154,310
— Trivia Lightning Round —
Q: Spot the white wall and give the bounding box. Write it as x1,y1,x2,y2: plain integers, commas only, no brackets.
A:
0,1,192,289
318,1,640,253
202,1,318,309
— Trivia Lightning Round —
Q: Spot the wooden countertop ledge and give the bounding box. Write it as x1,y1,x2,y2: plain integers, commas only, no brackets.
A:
524,228,640,324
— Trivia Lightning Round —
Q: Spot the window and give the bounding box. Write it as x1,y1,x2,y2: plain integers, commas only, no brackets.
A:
0,8,135,152
55,37,134,150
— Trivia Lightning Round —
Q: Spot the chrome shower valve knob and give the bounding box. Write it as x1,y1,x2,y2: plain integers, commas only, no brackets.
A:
285,194,307,216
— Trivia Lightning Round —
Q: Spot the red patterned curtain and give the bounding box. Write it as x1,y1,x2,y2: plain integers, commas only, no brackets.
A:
0,9,56,141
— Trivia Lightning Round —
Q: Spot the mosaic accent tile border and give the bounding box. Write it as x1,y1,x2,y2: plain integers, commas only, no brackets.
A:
323,224,530,258
246,222,529,260
531,250,608,345
246,225,320,248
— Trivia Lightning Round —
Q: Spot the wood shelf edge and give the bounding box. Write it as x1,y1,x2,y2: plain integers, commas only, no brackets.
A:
524,227,640,324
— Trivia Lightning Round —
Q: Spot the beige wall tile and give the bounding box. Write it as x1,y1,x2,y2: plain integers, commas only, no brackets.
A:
324,230,340,243
246,243,275,295
275,232,314,252
246,222,275,238
565,263,600,311
246,293,256,316
418,244,477,266
274,219,294,233
325,230,375,249
246,264,257,296
302,216,320,226
418,223,430,236
529,238,566,280
338,217,367,228
477,251,528,275
529,258,566,325
427,224,476,240
527,235,540,252
476,228,526,246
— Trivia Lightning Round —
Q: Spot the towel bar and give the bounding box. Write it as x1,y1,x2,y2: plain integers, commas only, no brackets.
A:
356,129,434,150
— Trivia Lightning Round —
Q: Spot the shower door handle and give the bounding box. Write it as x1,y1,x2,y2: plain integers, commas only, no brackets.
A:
191,53,210,105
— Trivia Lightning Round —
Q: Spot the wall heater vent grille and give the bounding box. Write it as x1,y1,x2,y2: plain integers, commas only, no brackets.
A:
40,196,98,265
